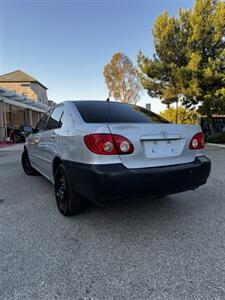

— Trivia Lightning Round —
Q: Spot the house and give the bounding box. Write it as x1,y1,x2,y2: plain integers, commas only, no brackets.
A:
0,70,48,105
0,70,50,142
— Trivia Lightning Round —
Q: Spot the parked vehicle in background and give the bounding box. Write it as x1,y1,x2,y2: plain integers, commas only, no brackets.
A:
21,101,211,216
7,126,26,143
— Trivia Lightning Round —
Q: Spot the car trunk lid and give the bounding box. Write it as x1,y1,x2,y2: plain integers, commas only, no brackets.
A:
107,123,201,169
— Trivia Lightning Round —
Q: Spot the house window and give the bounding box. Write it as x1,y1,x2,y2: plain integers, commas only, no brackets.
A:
21,83,30,87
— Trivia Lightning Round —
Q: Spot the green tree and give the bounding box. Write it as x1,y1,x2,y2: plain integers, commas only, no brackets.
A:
138,0,225,134
104,52,142,104
160,106,199,124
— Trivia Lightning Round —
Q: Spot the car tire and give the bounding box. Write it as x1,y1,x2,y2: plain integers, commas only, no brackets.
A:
54,164,87,216
21,150,39,176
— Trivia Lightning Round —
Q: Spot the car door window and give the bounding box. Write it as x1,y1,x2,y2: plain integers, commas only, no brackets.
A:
36,111,51,131
46,106,64,130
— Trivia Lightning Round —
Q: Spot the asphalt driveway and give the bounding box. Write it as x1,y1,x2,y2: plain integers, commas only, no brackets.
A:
0,145,224,300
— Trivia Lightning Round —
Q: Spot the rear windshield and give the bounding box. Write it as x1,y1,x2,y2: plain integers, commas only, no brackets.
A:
74,101,169,124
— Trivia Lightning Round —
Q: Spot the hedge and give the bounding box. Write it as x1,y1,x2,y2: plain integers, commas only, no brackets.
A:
205,132,225,144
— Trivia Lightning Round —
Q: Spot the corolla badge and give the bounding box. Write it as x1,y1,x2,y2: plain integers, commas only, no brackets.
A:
160,131,168,139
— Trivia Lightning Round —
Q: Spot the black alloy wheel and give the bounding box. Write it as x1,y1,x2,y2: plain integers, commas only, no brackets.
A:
54,164,87,216
21,150,39,176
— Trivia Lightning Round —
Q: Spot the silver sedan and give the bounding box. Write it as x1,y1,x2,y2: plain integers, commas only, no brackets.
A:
21,101,211,216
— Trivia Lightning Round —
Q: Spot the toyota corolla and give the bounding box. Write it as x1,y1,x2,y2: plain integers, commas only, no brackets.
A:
22,101,211,216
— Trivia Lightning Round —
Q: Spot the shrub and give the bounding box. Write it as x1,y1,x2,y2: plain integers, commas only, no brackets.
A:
205,132,225,144
160,106,198,124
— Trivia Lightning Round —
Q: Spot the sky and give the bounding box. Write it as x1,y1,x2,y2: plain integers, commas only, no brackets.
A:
0,0,194,113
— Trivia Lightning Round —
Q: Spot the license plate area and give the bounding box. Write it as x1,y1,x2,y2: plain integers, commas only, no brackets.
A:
142,139,184,158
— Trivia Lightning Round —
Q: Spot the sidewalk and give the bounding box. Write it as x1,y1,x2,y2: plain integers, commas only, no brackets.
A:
0,143,24,151
207,143,225,148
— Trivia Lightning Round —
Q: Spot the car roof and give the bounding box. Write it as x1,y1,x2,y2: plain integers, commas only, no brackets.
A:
64,100,132,106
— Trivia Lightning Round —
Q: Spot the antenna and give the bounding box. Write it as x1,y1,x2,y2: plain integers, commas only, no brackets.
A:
106,91,111,101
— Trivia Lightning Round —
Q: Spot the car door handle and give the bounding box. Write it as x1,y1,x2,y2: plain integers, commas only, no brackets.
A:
50,134,56,139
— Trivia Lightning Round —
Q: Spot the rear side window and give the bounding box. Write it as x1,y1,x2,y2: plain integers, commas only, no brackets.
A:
36,111,51,131
74,101,169,124
46,106,64,130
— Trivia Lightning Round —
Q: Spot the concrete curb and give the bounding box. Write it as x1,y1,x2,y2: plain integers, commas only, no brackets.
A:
207,143,225,148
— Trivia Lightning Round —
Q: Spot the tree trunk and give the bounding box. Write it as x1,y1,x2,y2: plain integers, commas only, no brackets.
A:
175,101,178,124
208,116,217,135
204,104,217,136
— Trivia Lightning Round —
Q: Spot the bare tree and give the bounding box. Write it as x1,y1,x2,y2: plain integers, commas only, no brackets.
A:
103,52,142,104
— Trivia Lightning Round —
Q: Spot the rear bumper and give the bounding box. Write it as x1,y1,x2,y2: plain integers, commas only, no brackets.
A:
63,156,211,205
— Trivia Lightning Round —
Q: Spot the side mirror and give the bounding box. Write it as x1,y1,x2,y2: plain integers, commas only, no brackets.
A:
32,128,39,134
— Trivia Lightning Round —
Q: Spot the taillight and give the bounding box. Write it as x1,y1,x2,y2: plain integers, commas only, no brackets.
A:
189,132,205,150
83,134,134,155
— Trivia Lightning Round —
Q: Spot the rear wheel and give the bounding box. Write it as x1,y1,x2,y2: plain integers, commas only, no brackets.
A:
54,164,87,216
21,150,39,176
